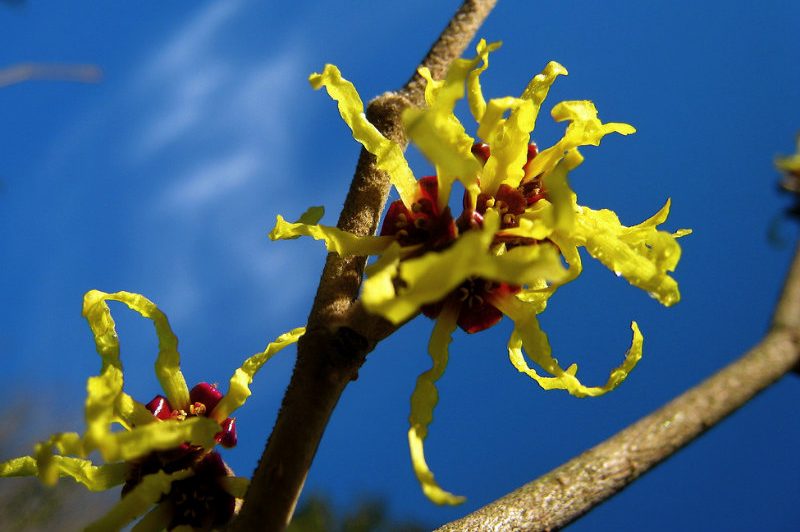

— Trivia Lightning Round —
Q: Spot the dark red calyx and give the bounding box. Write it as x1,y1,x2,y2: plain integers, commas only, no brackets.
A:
216,418,237,448
455,279,520,333
166,451,236,530
471,142,491,164
527,142,538,162
145,395,173,421
473,184,527,230
121,445,204,498
422,278,521,334
380,176,456,251
190,382,223,415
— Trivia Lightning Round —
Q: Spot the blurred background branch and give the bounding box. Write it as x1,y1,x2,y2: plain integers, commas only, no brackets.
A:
0,63,101,88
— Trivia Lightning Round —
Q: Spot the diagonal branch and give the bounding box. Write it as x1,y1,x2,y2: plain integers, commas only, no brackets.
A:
437,241,800,532
229,2,497,530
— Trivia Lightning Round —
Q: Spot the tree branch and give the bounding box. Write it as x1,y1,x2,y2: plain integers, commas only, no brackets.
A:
229,2,497,530
437,241,800,532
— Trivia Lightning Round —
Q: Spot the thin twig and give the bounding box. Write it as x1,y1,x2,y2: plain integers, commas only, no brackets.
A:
437,241,800,532
229,2,497,530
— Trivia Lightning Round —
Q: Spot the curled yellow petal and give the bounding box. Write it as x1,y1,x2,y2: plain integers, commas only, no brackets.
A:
0,455,127,491
526,100,635,179
574,200,689,306
85,469,191,532
309,64,417,207
211,327,306,422
361,210,566,324
496,295,643,398
408,307,465,505
34,432,84,485
520,61,568,124
418,66,444,107
83,290,190,410
466,39,502,122
269,209,393,257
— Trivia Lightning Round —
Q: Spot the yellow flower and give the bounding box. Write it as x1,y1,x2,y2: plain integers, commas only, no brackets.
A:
270,40,689,504
0,290,304,530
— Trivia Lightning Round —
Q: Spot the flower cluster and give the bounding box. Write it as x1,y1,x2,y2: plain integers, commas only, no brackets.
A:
270,40,689,504
0,290,304,530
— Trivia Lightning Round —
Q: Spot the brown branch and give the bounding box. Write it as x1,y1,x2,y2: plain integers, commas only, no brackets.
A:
229,1,497,530
437,241,800,532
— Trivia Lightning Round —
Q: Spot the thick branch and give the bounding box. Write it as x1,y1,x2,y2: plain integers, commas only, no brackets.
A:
230,2,497,530
437,241,800,532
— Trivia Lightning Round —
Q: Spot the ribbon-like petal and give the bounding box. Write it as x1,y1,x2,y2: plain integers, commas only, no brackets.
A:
0,455,127,491
495,295,643,397
526,100,635,179
574,201,689,306
211,327,306,422
269,207,394,257
84,470,191,532
310,64,418,207
83,290,190,411
408,306,465,505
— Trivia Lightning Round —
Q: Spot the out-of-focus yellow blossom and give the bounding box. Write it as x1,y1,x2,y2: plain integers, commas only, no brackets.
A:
0,290,303,530
270,40,689,504
777,134,800,194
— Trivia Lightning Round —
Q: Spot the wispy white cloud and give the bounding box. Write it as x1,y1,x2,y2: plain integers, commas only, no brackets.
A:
142,0,243,81
159,149,261,211
120,2,309,321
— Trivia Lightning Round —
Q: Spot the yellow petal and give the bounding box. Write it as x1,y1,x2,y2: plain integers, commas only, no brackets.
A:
466,39,502,122
526,100,635,178
83,290,190,410
2,455,126,492
404,46,495,211
221,476,250,499
478,97,535,194
34,432,85,485
101,417,219,462
309,64,417,207
131,502,172,532
408,307,465,505
574,200,688,306
496,296,643,397
0,455,127,491
85,469,192,532
361,210,567,324
211,327,306,422
269,211,393,257
520,61,568,124
417,66,444,107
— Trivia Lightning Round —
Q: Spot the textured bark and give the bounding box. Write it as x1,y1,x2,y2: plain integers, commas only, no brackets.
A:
437,242,800,532
229,2,498,530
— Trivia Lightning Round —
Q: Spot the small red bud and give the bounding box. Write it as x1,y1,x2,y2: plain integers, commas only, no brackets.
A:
145,395,173,420
216,418,237,448
190,383,223,414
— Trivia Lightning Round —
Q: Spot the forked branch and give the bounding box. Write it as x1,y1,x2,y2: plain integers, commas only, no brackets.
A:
229,1,498,530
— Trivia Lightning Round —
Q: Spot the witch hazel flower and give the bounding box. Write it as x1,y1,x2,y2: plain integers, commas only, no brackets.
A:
0,290,304,530
270,39,690,504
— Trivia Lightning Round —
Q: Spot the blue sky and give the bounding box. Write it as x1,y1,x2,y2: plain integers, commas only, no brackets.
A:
1,1,799,529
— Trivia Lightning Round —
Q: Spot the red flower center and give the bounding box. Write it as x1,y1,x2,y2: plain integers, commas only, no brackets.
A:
145,382,237,448
379,142,547,334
